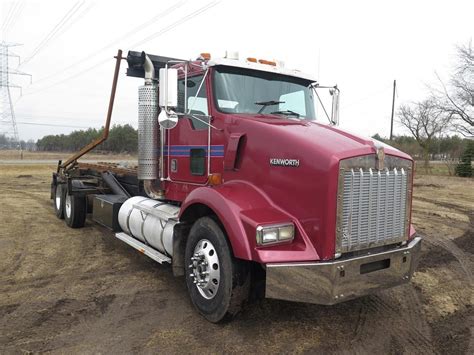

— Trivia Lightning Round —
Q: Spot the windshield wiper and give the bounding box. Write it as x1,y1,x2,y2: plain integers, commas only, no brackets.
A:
270,110,300,118
255,100,285,114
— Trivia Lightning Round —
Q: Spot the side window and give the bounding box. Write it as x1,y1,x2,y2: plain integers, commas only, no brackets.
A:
178,75,209,129
190,148,206,175
279,90,306,116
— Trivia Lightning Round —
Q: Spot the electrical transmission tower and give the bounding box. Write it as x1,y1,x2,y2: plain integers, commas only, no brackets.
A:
0,41,31,149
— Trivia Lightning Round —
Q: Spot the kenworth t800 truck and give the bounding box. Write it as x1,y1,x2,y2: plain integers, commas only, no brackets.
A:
51,49,421,323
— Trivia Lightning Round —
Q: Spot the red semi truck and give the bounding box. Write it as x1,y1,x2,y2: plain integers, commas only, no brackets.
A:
51,49,421,323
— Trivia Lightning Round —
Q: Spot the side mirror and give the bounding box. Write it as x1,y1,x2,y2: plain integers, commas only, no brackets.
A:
158,68,178,129
330,87,340,126
159,68,178,108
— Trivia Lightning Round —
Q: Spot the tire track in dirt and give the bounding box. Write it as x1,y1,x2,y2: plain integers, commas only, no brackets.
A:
425,236,473,284
415,196,473,285
350,290,437,354
0,190,30,276
414,194,474,354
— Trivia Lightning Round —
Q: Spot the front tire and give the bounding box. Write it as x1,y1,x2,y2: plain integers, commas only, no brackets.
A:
64,192,86,228
185,217,250,323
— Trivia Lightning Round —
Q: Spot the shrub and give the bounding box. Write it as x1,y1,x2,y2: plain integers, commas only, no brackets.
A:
455,141,474,177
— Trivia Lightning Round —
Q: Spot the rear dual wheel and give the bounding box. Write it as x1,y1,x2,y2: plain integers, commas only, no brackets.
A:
54,184,65,219
53,182,86,228
185,217,250,323
64,193,86,228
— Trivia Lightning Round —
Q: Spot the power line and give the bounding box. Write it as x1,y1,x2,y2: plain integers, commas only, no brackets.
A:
16,121,90,129
45,2,94,44
30,0,187,85
2,1,25,40
6,1,24,34
1,3,16,31
21,1,85,66
22,1,220,98
1,2,18,36
16,114,133,124
1,2,17,32
16,120,134,129
130,0,220,48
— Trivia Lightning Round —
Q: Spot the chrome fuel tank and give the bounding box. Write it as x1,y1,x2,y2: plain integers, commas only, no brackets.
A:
118,196,180,256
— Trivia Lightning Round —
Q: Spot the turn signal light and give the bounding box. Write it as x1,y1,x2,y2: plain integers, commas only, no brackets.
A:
247,57,257,63
200,52,211,60
258,59,276,66
208,173,222,186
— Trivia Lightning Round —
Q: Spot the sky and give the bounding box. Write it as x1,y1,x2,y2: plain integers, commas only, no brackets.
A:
1,0,473,141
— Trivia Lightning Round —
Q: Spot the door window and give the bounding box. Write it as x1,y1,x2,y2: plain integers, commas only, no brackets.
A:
178,75,209,130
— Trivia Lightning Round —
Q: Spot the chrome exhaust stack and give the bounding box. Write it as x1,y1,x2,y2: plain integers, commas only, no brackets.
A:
138,52,164,199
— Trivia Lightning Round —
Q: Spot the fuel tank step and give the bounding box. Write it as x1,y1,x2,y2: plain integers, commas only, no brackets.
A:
115,232,171,264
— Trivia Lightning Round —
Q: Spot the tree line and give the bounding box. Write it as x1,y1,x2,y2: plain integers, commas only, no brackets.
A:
397,40,473,176
0,134,36,151
373,134,473,176
35,124,138,153
373,134,470,161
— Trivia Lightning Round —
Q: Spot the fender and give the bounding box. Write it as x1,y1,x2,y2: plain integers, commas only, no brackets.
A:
179,180,319,263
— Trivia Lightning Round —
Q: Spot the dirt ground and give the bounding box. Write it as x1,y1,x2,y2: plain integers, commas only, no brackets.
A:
0,164,472,354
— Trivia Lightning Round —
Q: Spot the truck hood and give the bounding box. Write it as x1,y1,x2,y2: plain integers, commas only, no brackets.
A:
221,114,413,262
231,114,412,162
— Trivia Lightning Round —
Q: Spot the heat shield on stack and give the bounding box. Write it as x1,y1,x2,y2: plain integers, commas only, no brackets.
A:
138,84,159,180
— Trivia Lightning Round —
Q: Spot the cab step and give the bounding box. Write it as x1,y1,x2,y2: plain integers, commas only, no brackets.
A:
115,232,171,264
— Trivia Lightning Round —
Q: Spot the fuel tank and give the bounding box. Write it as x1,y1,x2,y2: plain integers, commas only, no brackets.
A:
118,196,180,256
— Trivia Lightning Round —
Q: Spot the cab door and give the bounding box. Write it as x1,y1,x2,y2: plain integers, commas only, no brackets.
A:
166,73,215,185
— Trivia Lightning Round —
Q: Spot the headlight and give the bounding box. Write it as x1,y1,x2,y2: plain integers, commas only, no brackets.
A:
256,223,295,245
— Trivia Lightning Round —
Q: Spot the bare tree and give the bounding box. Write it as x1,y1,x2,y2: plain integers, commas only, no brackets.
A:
432,41,473,136
398,99,450,171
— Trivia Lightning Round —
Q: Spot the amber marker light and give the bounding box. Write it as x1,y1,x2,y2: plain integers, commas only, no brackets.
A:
208,173,223,186
200,52,211,60
258,59,277,66
247,57,257,63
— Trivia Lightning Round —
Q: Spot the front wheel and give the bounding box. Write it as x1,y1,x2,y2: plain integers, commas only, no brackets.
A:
185,217,250,323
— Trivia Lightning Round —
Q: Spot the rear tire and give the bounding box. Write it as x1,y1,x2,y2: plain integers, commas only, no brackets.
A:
185,217,250,323
54,184,65,219
64,192,87,228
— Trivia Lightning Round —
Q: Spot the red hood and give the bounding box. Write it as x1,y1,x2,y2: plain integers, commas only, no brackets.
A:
230,114,412,162
221,114,413,261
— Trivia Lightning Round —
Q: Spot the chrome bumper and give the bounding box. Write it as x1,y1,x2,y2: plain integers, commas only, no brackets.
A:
265,237,421,305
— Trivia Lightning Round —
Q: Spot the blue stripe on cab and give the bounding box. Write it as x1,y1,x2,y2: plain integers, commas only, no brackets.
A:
164,145,224,157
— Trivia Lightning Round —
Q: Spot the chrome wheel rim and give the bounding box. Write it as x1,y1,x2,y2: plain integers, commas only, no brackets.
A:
65,195,72,218
55,186,61,210
189,239,220,299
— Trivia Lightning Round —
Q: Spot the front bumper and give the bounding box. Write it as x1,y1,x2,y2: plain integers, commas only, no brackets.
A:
265,236,421,305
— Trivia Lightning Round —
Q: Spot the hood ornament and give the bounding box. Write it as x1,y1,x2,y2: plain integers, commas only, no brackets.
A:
376,147,385,170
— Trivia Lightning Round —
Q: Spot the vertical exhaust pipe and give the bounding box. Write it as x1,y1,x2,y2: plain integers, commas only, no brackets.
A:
138,52,164,199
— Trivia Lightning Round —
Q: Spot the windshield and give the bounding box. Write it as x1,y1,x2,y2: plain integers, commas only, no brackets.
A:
213,66,316,120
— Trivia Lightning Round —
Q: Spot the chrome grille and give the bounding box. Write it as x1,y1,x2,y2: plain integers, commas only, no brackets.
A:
336,156,412,253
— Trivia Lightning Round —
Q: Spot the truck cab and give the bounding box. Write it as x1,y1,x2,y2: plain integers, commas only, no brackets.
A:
52,50,421,323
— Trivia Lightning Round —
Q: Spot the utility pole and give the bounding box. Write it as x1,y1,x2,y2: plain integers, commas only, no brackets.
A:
0,41,31,151
389,79,396,140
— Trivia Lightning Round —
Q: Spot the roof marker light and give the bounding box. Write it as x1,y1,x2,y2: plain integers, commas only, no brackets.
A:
247,57,257,63
200,52,211,60
258,59,277,66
